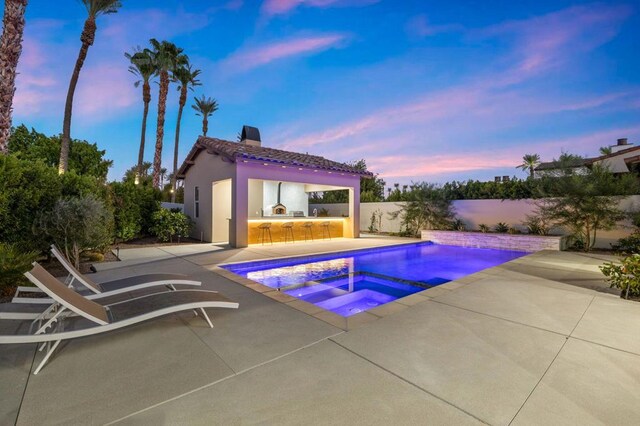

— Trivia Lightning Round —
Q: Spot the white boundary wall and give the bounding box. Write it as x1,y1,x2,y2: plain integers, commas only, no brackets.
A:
311,195,640,249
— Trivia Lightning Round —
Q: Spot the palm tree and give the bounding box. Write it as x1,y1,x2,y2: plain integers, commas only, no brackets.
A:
58,0,121,174
599,146,612,155
149,38,187,188
125,47,156,183
517,153,541,178
170,64,201,202
192,95,218,137
0,0,28,154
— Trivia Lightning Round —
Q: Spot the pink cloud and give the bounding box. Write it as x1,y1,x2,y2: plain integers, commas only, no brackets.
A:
369,126,640,181
221,34,347,72
262,0,379,16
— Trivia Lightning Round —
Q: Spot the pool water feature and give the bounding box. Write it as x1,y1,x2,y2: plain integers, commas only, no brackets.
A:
222,242,527,317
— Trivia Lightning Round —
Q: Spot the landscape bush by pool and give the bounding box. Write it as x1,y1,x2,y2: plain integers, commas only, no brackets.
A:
222,242,527,317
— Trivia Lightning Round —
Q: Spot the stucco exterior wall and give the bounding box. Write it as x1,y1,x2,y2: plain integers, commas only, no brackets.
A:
596,149,639,173
183,153,236,242
311,195,640,249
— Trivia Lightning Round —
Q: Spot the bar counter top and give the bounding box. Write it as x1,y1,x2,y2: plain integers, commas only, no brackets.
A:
247,216,346,221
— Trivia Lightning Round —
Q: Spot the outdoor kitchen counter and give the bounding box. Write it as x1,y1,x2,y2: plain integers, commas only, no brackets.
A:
247,217,345,244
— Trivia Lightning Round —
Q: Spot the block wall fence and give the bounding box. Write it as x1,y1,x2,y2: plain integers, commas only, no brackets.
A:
310,195,640,249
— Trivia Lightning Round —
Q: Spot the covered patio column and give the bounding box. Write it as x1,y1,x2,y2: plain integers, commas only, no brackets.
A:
230,171,249,248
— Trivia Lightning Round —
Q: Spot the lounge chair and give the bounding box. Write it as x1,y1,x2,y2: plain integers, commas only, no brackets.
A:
0,263,238,374
11,244,202,305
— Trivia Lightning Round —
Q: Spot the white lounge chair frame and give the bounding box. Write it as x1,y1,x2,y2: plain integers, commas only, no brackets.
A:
9,245,202,310
1,263,238,374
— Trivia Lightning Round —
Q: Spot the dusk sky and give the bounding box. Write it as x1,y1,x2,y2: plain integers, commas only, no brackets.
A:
11,0,640,184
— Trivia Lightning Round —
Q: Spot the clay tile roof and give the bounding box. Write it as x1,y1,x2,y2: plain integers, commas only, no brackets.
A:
177,137,373,178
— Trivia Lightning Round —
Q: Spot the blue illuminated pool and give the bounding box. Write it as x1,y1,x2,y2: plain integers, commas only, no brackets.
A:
222,242,527,317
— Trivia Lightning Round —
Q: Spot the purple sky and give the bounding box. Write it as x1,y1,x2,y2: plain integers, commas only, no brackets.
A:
10,0,640,184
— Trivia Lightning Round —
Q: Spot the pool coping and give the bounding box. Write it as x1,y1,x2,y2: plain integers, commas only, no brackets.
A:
213,241,532,331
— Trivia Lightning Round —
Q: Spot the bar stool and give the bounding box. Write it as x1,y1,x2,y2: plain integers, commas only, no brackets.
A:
257,222,272,245
302,222,314,241
281,222,295,243
321,221,331,240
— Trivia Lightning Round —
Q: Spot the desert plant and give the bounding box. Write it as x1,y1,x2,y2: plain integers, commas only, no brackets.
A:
600,254,640,300
612,231,640,255
451,218,466,231
508,227,520,234
0,243,37,296
0,0,29,153
125,47,156,181
478,224,490,233
494,222,509,233
150,208,192,242
516,153,540,179
523,211,556,236
40,196,113,268
317,208,329,217
368,209,383,232
389,182,456,237
149,39,187,187
534,164,638,251
59,0,122,174
192,95,218,137
170,63,201,201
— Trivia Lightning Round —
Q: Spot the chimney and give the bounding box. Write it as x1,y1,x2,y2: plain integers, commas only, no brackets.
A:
240,125,261,147
617,138,628,146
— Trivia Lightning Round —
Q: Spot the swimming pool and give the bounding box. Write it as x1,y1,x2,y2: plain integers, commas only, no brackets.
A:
222,242,527,317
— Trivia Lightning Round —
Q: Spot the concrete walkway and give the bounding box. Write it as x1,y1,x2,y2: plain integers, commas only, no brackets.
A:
1,238,639,425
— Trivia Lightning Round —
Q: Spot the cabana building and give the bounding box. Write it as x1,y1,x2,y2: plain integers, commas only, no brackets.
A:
177,126,371,247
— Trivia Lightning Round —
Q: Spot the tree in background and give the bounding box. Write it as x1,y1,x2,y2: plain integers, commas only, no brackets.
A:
59,0,121,174
192,95,218,137
149,39,187,188
389,182,456,237
125,47,156,183
9,125,112,179
309,160,385,203
0,0,28,153
535,164,639,251
517,153,540,179
599,146,612,155
39,196,113,268
171,64,201,201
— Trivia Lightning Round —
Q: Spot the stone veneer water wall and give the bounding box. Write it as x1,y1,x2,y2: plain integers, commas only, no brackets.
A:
421,230,568,251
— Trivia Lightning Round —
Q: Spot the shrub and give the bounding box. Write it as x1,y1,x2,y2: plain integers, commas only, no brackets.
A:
523,211,555,236
151,209,193,242
534,164,638,251
317,208,329,217
110,181,161,241
0,243,38,297
368,209,382,232
451,218,466,231
612,231,640,255
389,182,456,237
600,254,640,300
494,222,509,233
0,155,61,253
478,224,490,233
40,196,114,268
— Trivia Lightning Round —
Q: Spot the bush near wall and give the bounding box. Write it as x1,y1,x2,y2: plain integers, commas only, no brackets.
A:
111,181,161,241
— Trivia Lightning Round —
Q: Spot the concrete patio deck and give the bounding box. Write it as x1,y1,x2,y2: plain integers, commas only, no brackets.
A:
1,237,639,425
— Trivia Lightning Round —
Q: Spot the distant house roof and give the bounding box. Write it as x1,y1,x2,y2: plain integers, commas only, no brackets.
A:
177,137,373,179
533,145,640,172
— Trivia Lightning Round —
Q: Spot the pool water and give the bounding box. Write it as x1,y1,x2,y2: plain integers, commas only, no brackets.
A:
222,242,527,317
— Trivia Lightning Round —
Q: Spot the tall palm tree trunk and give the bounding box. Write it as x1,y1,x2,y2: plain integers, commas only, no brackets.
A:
59,17,96,174
137,81,150,181
171,86,187,202
202,116,208,137
153,70,169,188
0,0,28,154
